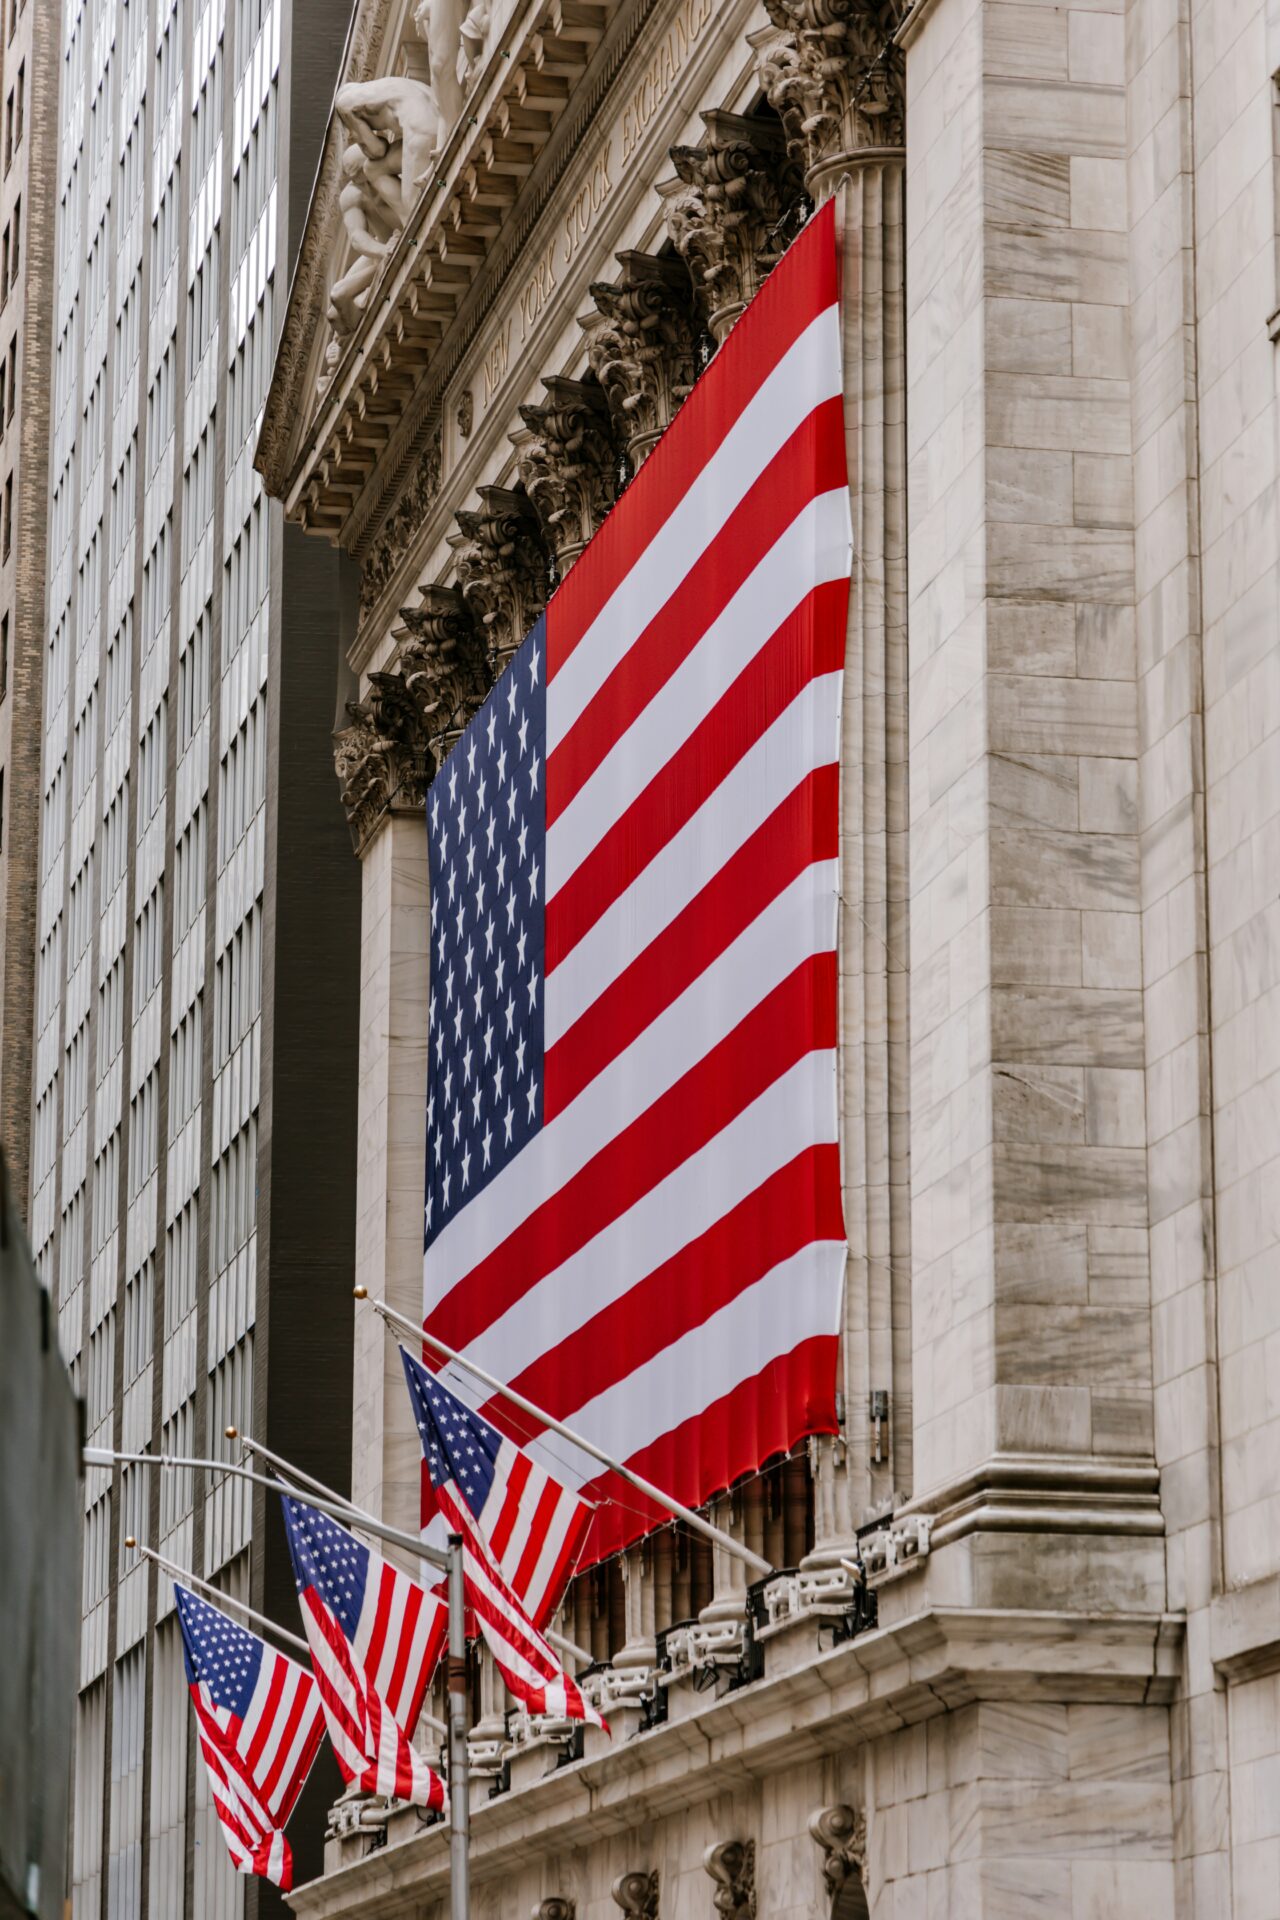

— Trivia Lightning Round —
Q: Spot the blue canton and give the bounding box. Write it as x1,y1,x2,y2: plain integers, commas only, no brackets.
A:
280,1496,371,1642
175,1583,262,1718
424,618,547,1251
401,1347,500,1521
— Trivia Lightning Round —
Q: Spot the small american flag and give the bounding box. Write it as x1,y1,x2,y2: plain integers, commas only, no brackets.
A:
400,1344,590,1628
422,202,850,1564
403,1349,606,1731
174,1581,325,1891
281,1495,447,1810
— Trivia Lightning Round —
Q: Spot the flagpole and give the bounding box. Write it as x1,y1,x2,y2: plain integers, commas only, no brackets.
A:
83,1446,451,1572
447,1534,470,1920
355,1290,774,1580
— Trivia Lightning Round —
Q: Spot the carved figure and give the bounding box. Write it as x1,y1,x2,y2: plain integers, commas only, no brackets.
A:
412,0,467,130
327,143,399,335
335,74,444,217
456,0,492,87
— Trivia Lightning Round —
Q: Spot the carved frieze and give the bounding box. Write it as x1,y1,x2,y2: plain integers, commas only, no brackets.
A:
582,250,699,466
661,110,805,342
611,1872,659,1920
452,486,551,671
332,663,437,854
398,585,490,762
757,0,907,175
703,1841,755,1920
515,374,617,567
359,423,444,621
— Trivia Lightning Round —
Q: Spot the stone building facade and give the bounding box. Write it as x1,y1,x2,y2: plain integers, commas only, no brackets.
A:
0,0,58,1215
256,0,1280,1914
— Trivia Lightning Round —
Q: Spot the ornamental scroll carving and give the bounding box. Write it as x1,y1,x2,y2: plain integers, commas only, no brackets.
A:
452,486,551,672
515,374,617,568
703,1840,755,1920
582,250,699,467
809,1805,869,1920
661,110,806,343
532,1902,575,1920
611,1872,659,1920
756,0,908,173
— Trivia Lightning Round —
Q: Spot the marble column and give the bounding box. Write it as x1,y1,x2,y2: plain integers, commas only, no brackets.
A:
757,0,912,1570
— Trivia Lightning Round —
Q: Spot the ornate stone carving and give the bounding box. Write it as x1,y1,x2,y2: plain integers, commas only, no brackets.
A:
332,665,437,853
661,111,805,342
582,251,699,466
611,1872,659,1920
452,486,550,671
457,387,474,438
329,73,449,337
809,1805,867,1902
703,1841,755,1920
398,585,489,761
532,1902,575,1920
756,0,908,175
359,423,444,620
412,0,468,132
515,375,617,568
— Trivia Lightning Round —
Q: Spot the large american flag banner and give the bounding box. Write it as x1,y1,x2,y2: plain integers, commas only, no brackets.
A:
400,1345,590,1627
423,201,850,1563
174,1582,325,1891
400,1347,606,1731
281,1495,447,1810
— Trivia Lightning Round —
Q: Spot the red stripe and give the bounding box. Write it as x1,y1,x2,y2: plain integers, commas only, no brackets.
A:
240,1658,285,1776
254,1673,306,1806
479,1146,843,1436
379,1569,422,1725
548,200,839,673
362,1561,393,1686
430,953,837,1350
579,1334,840,1565
547,398,847,826
546,764,839,1116
546,577,847,970
487,1447,532,1562
508,1478,564,1607
528,1495,593,1629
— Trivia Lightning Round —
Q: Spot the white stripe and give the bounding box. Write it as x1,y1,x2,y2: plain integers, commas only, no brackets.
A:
547,487,852,897
432,1049,835,1427
550,305,842,739
427,859,837,1309
546,677,840,1047
262,1678,322,1821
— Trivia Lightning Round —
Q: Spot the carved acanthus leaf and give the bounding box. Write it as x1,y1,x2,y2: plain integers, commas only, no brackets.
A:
757,0,907,169
611,1872,659,1920
452,486,551,673
515,374,617,566
582,250,699,466
332,657,437,853
661,111,806,341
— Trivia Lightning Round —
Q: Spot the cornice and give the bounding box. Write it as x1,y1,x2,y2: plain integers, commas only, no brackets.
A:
286,1605,1185,1918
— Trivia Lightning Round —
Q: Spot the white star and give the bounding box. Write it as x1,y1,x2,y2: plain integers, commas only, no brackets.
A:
461,1144,471,1187
529,640,540,687
516,924,528,969
503,1100,514,1145
528,856,539,901
473,979,483,1018
496,849,507,890
483,1019,494,1061
518,712,529,755
458,795,468,836
484,913,495,958
452,1103,462,1144
462,1040,473,1083
442,1167,452,1207
466,839,476,880
443,1064,453,1106
477,772,487,812
467,736,477,779
434,1131,442,1165
453,1002,464,1041
437,926,446,965
482,1124,492,1168
497,744,507,785
527,1075,538,1119
464,940,474,982
506,785,518,825
485,811,496,854
507,677,517,717
486,709,496,751
475,873,486,916
527,967,539,1010
431,795,440,831
449,765,458,804
517,820,529,863
447,864,457,905
495,953,506,994
515,1033,526,1077
506,886,516,931
493,1059,504,1101
504,993,515,1038
529,749,540,795
471,1082,482,1122
455,901,465,941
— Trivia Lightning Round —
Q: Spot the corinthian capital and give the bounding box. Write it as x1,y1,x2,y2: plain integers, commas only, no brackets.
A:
452,486,551,673
660,110,806,343
757,0,907,176
581,251,699,467
332,664,437,854
515,375,618,569
398,585,490,764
